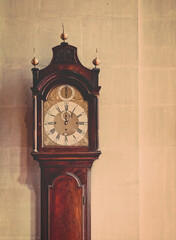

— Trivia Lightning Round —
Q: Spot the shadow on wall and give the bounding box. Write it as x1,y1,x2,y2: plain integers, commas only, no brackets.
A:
18,81,41,239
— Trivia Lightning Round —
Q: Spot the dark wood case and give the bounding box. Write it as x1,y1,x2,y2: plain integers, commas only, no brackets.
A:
31,42,101,240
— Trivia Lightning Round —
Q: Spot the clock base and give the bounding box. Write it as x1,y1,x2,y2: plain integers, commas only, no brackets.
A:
35,157,99,240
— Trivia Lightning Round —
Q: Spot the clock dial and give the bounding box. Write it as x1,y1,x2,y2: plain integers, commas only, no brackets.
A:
58,85,75,101
44,102,88,146
43,85,88,146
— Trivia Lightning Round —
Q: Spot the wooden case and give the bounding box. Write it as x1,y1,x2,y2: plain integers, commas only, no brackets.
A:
31,41,101,240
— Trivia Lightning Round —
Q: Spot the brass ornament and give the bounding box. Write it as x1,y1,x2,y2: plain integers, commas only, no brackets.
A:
31,57,39,67
92,48,100,67
31,48,39,67
60,22,68,42
60,32,68,41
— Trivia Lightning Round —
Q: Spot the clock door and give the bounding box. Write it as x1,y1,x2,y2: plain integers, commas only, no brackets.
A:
49,173,85,240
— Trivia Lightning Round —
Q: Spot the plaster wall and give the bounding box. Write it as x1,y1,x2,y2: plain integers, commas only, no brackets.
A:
0,1,175,240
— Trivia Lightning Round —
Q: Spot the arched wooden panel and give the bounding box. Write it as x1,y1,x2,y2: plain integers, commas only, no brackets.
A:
48,173,84,240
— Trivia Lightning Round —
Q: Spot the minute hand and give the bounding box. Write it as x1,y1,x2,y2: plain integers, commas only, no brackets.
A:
64,112,68,125
64,103,69,124
70,106,77,118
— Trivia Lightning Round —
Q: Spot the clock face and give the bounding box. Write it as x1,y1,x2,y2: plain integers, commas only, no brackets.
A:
43,85,89,146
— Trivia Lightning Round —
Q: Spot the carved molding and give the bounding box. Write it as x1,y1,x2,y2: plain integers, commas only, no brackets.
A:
49,172,84,189
54,48,76,64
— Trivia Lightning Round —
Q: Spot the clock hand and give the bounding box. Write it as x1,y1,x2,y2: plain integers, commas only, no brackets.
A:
64,104,75,124
64,112,68,125
70,106,77,118
65,85,68,98
64,102,69,125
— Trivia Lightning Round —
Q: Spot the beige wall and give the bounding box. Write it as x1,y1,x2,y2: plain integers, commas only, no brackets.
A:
139,1,176,240
0,0,176,240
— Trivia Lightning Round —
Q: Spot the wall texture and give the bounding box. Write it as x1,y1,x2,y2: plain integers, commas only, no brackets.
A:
0,0,176,240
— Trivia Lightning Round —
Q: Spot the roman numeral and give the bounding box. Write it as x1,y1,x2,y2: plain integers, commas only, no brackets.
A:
48,113,56,117
77,128,82,134
47,122,56,125
50,128,55,134
56,133,60,140
77,122,87,125
65,135,68,143
77,113,82,118
56,107,61,112
44,122,56,125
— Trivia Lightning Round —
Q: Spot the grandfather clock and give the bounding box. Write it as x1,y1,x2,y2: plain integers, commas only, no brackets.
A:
31,31,101,240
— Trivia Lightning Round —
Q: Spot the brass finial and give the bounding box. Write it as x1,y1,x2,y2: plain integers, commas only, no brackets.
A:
60,22,68,42
31,48,39,67
92,48,100,68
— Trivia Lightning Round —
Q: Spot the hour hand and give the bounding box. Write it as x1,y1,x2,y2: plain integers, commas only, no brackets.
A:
64,112,68,125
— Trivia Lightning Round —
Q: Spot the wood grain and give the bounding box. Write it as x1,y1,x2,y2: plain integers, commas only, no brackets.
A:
49,174,83,240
